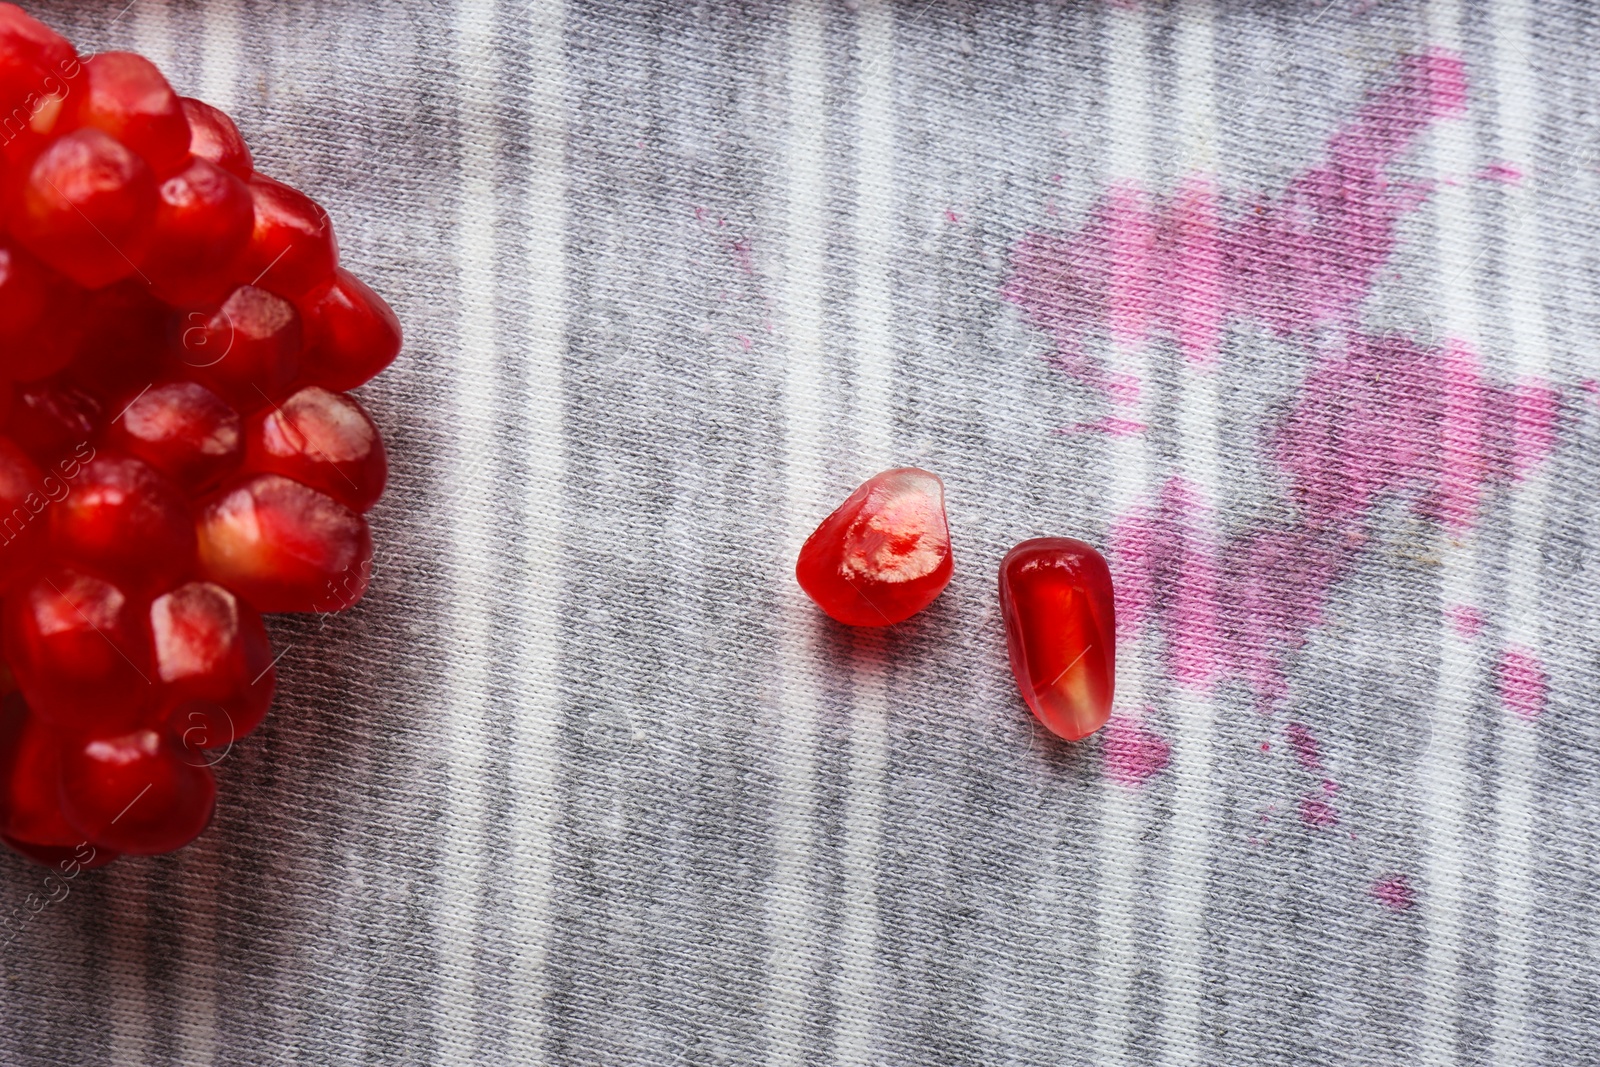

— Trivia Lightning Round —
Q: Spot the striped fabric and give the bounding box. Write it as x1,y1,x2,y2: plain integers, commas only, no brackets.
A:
2,1,1595,1063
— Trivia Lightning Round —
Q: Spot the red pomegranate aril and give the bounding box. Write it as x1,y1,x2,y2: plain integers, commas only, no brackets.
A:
152,581,273,750
48,452,195,589
58,727,214,854
796,467,954,627
172,284,302,410
246,386,386,512
197,473,371,613
7,376,99,465
61,52,189,178
140,157,254,307
0,436,46,590
179,97,251,178
998,537,1117,742
104,381,242,493
3,567,156,734
298,269,402,391
234,174,336,300
0,242,50,340
0,6,78,164
65,280,166,396
0,693,76,847
7,128,156,288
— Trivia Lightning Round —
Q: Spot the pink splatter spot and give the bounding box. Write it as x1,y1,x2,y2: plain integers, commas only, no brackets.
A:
1103,716,1171,785
1497,646,1547,720
1285,722,1323,769
1371,875,1415,912
735,334,752,353
944,208,961,225
1260,742,1271,753
1446,604,1484,639
1299,797,1340,829
1512,379,1561,477
1322,779,1339,795
1477,160,1524,184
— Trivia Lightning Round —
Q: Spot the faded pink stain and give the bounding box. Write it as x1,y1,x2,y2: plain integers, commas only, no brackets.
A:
1497,646,1547,721
1103,715,1171,785
1056,416,1147,437
1446,604,1484,639
1477,160,1524,184
1371,874,1416,912
1285,722,1323,770
1299,796,1340,829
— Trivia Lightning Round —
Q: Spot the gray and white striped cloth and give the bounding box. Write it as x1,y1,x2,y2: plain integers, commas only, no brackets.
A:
2,1,1596,1064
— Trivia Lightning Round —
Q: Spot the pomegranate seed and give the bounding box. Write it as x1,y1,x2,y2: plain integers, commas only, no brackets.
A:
298,269,402,391
0,6,78,165
152,581,274,750
65,281,167,395
179,97,251,178
62,52,189,177
140,157,255,307
796,467,954,626
196,473,371,613
998,538,1117,742
235,174,337,300
0,435,46,590
171,283,302,410
104,381,242,493
245,386,386,512
0,241,51,340
7,128,156,288
0,693,76,847
7,376,99,465
58,727,214,854
3,566,157,734
47,452,195,591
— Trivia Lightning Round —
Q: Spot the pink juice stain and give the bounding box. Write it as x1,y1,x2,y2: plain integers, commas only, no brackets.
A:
1103,714,1171,786
1497,646,1547,721
1371,874,1416,912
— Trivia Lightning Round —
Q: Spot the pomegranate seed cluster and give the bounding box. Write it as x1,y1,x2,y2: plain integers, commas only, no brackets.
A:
0,5,400,865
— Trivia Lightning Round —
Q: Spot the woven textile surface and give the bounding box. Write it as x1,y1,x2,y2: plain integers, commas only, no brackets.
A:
1,0,1596,1064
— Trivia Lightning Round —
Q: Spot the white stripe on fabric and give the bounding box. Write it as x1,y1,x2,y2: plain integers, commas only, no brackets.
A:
766,4,829,1064
1487,0,1545,1061
104,868,154,1067
1420,3,1481,1063
1095,5,1155,1066
833,3,896,1064
439,1,502,1059
196,0,242,109
506,0,568,1058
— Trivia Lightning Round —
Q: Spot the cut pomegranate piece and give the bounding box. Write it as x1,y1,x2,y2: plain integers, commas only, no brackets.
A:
47,452,195,590
3,566,157,734
58,727,214,854
0,693,76,847
998,537,1117,742
104,380,242,493
196,473,371,613
796,467,954,626
7,128,156,288
299,269,402,391
151,581,274,750
140,156,255,307
245,386,386,512
61,52,189,177
171,283,302,410
179,97,251,178
235,174,336,300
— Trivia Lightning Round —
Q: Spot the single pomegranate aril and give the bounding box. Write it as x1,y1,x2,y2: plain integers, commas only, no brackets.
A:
245,386,386,512
796,467,954,626
140,157,255,307
0,6,77,164
152,581,273,751
0,242,51,341
998,537,1116,742
7,128,156,288
62,52,189,177
196,473,371,613
47,452,195,590
299,269,402,391
0,694,76,847
235,174,336,300
58,727,214,854
179,97,251,178
3,567,156,734
172,283,302,409
104,381,242,493
7,377,99,465
0,436,46,591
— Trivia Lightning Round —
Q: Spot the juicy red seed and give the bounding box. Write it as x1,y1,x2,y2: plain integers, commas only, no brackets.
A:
298,269,402,392
196,473,371,614
0,244,81,382
0,7,78,165
3,566,157,734
998,538,1117,742
152,581,274,751
235,173,337,300
171,284,302,410
7,376,100,465
0,693,77,847
0,241,50,339
7,128,156,288
245,386,386,512
796,467,955,627
103,381,242,493
47,451,195,590
139,157,255,308
64,280,167,396
0,435,46,591
62,52,189,177
58,727,214,855
179,97,251,178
